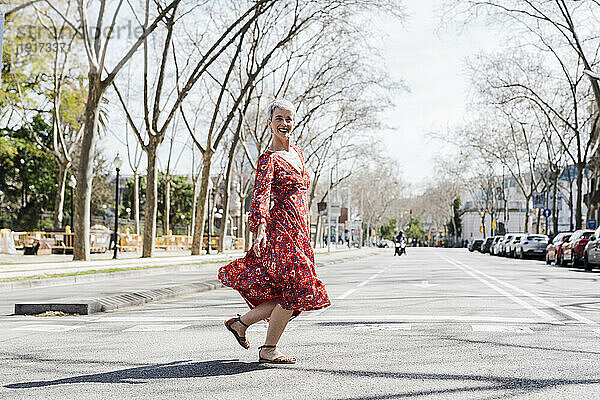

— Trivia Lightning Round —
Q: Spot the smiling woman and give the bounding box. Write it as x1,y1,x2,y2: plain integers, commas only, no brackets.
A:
218,99,330,364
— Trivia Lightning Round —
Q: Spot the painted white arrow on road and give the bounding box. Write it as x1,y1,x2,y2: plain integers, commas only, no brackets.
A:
412,281,439,288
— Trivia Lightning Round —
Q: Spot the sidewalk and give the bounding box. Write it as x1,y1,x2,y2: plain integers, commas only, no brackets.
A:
0,246,378,290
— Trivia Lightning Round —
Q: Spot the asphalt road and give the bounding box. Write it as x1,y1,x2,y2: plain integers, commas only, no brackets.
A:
1,248,599,399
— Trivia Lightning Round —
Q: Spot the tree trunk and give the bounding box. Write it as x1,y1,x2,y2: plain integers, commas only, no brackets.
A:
218,138,240,252
73,73,102,261
240,194,249,251
576,163,583,229
133,171,140,236
536,208,541,234
245,216,252,252
164,177,171,235
53,162,68,229
191,152,213,255
142,143,159,258
523,197,530,234
190,177,198,238
480,214,486,238
313,212,321,248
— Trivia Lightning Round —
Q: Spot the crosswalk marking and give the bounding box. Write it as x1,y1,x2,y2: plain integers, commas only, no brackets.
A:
13,324,81,332
471,324,533,333
123,324,189,332
352,324,412,331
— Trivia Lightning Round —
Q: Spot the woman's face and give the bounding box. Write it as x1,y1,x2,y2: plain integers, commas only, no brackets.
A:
268,107,295,141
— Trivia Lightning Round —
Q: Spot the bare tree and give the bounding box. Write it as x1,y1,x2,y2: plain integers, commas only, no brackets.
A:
445,0,600,229
42,0,183,260
5,2,84,229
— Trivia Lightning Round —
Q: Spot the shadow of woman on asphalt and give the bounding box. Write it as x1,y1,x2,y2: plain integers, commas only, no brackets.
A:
5,359,268,389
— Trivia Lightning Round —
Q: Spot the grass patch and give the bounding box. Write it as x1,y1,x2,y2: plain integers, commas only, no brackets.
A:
0,261,222,283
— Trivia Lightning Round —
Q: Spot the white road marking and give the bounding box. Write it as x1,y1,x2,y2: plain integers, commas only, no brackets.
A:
123,324,189,332
352,324,412,331
89,315,555,324
338,266,390,300
441,256,559,324
412,280,439,288
301,315,550,324
13,325,81,332
250,324,296,332
445,256,598,326
91,316,220,322
471,324,533,333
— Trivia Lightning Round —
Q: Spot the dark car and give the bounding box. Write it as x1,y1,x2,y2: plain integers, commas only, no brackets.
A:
545,232,572,265
469,239,484,252
583,227,600,271
482,237,494,253
561,229,594,267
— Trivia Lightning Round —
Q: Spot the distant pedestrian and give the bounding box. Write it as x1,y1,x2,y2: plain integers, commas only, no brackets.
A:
218,99,330,364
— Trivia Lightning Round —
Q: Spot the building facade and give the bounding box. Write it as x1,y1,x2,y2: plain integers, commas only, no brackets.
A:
460,170,589,242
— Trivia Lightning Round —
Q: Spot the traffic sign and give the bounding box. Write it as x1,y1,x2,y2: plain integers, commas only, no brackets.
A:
542,208,551,218
587,219,597,230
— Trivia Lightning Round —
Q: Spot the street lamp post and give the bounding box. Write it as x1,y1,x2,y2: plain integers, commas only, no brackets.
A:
113,155,123,259
68,175,76,228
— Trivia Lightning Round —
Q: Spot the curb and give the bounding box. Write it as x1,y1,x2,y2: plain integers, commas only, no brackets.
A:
14,279,223,315
1,263,210,291
13,250,381,315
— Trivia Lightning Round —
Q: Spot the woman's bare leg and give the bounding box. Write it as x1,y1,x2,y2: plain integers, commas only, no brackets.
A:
264,304,293,345
260,303,294,361
229,299,278,337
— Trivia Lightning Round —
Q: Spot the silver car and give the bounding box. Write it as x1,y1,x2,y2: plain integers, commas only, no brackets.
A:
499,234,514,256
507,235,523,258
490,235,504,255
515,234,549,259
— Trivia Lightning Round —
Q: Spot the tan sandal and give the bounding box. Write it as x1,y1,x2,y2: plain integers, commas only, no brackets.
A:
258,345,296,364
225,314,250,349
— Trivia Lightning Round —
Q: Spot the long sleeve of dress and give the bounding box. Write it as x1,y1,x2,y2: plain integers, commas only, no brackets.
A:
248,153,274,234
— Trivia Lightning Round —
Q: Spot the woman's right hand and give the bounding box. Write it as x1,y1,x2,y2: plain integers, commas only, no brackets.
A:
253,223,267,257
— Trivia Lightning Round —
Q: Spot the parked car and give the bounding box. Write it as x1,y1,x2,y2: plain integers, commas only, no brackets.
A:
506,234,523,258
498,234,514,256
514,234,549,259
469,239,484,252
490,235,504,255
482,237,494,253
583,227,600,270
545,232,572,265
560,229,594,267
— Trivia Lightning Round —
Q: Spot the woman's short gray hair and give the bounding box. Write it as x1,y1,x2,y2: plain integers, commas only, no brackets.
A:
267,99,296,120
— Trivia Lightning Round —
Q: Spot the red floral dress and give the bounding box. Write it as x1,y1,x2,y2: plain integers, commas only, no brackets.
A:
218,145,330,315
